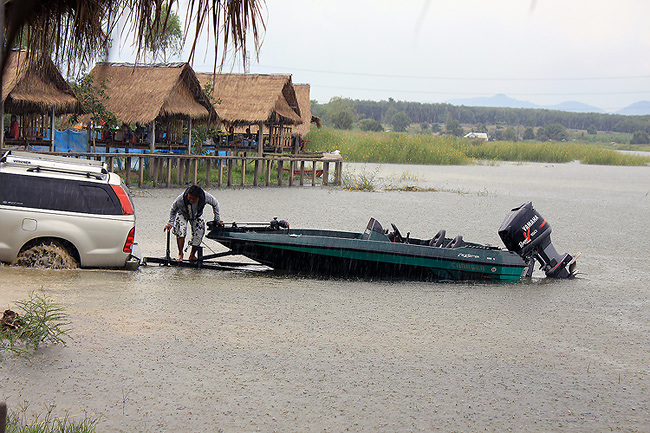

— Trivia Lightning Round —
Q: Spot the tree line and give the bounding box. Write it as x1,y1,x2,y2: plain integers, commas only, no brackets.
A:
312,97,650,136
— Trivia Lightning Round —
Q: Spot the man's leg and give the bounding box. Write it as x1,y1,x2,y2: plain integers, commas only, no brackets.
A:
176,236,185,261
172,214,189,260
188,217,205,260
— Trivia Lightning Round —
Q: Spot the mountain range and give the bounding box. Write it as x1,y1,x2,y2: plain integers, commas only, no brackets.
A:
446,94,650,116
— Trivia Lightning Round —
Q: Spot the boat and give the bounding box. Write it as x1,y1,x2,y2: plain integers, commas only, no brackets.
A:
206,202,578,282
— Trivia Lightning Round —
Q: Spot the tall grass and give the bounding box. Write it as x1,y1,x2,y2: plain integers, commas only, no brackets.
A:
306,128,650,166
306,128,469,165
5,402,99,433
1,290,71,359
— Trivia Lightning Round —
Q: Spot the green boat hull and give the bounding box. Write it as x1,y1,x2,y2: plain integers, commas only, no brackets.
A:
208,226,527,282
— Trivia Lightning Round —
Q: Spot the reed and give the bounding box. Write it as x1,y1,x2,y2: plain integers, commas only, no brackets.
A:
306,128,469,165
306,128,650,166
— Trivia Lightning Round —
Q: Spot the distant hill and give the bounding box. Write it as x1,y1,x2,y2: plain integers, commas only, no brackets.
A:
616,101,650,116
447,94,604,114
446,94,538,109
543,101,604,114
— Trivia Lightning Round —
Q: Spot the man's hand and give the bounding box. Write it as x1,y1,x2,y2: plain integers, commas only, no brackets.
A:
164,224,172,232
207,220,224,230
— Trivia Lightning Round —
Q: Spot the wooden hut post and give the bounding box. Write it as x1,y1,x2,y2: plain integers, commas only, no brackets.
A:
257,121,264,178
240,158,246,187
335,161,343,185
300,161,305,186
166,156,172,187
0,101,4,152
149,120,157,179
323,162,329,186
187,117,192,154
205,159,212,187
50,108,56,152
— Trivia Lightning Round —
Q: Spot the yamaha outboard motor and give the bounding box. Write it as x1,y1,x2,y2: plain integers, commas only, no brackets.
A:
498,202,577,278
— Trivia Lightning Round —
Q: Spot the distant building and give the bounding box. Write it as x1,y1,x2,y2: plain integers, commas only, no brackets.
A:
464,132,488,141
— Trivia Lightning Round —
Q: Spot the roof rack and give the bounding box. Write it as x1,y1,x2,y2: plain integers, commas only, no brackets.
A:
1,150,108,177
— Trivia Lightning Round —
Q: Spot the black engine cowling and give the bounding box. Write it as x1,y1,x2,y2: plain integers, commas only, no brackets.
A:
498,202,577,278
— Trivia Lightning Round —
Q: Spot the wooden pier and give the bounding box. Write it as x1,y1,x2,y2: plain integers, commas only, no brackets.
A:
47,152,343,188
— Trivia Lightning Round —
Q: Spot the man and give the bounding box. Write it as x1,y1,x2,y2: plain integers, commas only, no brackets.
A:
164,185,222,261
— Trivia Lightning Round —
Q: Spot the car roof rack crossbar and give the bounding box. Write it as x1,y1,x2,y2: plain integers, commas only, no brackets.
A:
1,150,108,177
25,165,105,180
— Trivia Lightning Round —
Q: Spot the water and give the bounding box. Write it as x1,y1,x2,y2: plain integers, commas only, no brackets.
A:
1,161,649,432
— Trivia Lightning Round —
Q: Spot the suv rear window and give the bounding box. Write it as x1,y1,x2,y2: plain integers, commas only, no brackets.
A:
0,173,124,215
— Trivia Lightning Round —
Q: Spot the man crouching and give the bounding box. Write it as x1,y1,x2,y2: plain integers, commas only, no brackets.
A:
164,185,222,261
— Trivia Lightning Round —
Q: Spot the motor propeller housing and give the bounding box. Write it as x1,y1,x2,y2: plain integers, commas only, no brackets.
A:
498,202,577,278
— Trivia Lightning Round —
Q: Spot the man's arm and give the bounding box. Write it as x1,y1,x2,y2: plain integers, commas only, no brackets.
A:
205,193,221,222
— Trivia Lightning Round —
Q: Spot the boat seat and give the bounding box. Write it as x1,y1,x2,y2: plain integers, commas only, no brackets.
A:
445,235,465,248
429,229,446,247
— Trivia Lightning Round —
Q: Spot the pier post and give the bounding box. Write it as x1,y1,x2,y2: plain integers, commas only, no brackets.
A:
138,156,144,187
323,162,329,186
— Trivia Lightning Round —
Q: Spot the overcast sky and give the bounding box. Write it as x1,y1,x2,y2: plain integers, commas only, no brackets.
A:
116,0,650,112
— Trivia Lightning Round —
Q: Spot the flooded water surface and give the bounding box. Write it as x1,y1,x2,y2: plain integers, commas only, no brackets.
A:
1,161,649,432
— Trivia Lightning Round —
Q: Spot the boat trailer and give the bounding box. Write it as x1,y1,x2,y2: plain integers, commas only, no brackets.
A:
142,229,270,272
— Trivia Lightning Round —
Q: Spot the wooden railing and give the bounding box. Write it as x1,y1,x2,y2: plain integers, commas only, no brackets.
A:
48,152,343,188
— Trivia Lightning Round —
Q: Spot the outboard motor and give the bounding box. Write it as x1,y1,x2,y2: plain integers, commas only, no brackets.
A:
498,202,577,278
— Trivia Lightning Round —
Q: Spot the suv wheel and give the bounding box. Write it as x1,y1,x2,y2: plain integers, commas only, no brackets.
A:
15,241,79,269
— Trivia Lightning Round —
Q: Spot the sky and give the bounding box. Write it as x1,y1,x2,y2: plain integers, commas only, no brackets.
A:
113,0,650,113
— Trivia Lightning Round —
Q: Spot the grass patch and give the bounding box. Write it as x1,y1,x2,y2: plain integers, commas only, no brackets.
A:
1,290,71,359
306,128,650,166
5,402,99,433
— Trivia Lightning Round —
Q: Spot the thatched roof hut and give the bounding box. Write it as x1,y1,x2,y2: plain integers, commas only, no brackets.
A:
195,73,302,126
2,50,83,115
88,62,217,124
292,84,321,136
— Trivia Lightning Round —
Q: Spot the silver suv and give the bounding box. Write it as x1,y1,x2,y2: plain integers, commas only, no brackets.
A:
0,151,139,269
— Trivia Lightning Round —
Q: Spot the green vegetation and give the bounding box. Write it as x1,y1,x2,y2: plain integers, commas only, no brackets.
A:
307,128,469,165
5,402,99,433
312,97,650,135
1,291,71,359
306,127,650,166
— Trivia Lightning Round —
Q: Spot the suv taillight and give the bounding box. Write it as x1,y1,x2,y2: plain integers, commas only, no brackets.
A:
123,227,135,253
111,184,135,215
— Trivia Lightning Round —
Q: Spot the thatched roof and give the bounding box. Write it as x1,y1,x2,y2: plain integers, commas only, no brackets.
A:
88,62,217,124
195,73,302,126
293,84,322,136
2,50,83,115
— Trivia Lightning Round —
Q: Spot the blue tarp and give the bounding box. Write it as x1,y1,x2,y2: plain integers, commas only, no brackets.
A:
52,129,88,153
